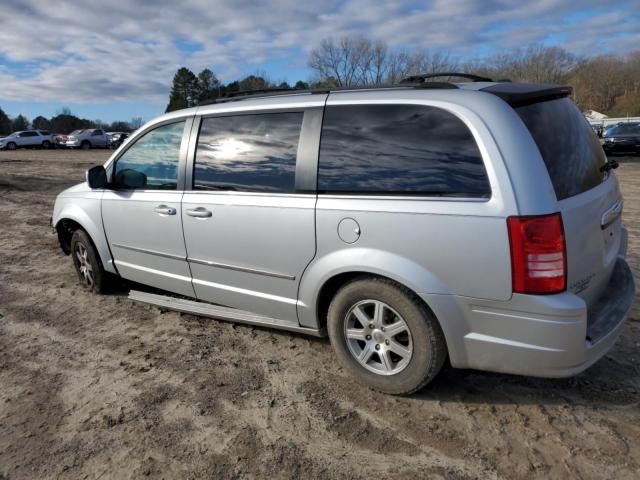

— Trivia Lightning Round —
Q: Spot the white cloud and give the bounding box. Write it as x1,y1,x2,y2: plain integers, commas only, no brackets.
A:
0,0,638,105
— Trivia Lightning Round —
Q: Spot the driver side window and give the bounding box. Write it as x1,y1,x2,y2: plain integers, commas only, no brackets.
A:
113,121,185,190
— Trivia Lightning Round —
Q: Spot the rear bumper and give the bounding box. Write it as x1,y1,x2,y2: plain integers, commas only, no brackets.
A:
424,256,635,378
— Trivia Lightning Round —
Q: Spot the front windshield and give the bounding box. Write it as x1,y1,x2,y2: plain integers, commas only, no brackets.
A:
70,130,84,135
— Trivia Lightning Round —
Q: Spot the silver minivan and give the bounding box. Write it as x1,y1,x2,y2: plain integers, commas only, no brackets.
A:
52,75,635,394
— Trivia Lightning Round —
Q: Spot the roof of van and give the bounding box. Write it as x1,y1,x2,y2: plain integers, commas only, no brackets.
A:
195,81,573,109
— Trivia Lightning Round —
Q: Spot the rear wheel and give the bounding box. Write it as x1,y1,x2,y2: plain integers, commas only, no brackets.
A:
42,140,51,149
81,141,91,150
70,230,113,294
327,277,447,395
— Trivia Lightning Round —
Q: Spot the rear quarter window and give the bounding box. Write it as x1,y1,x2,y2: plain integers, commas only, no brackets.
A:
516,98,606,200
318,104,490,196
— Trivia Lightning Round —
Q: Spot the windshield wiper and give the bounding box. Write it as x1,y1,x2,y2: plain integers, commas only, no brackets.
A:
600,159,619,172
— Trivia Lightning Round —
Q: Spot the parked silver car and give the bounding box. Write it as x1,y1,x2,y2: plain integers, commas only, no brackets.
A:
52,75,635,394
0,130,52,150
58,128,109,149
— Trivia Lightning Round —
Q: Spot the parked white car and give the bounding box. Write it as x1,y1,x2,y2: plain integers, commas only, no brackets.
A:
58,129,110,149
0,130,53,150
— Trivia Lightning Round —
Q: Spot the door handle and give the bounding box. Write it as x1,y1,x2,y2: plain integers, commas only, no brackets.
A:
154,205,177,215
186,207,212,218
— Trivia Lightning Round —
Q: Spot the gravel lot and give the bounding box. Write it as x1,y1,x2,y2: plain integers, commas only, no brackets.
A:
0,149,639,480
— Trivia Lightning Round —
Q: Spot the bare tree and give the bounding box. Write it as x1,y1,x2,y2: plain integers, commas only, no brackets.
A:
570,56,625,112
386,50,415,84
309,37,372,87
412,51,460,79
310,36,460,87
476,45,576,83
358,40,388,86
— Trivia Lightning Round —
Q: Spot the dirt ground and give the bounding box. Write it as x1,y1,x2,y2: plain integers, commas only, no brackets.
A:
0,149,639,480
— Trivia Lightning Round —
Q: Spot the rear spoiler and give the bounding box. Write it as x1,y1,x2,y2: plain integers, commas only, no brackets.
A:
481,83,572,108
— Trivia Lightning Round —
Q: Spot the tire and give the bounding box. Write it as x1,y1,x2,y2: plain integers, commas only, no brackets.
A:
70,229,113,294
327,277,447,395
6,142,16,151
81,141,91,150
42,140,51,149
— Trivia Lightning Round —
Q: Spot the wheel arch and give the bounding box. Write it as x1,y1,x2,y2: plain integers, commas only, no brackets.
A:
56,218,83,254
297,247,452,337
53,206,117,274
309,269,454,361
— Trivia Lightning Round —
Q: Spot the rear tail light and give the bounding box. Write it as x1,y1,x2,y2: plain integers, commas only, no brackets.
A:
507,213,566,295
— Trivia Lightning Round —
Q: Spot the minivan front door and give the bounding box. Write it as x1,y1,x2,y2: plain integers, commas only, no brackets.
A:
102,119,195,297
182,109,320,323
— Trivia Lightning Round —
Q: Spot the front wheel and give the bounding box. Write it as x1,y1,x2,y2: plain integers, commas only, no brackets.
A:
81,141,91,150
6,142,16,150
70,230,113,293
327,277,447,395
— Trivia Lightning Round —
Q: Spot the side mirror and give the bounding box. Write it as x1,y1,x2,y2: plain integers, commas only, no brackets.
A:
86,165,108,189
113,168,147,189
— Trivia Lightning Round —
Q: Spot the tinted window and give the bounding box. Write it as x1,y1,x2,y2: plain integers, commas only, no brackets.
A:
40,131,50,136
194,112,303,192
318,104,489,196
612,123,640,134
113,121,185,190
516,98,606,200
20,131,38,137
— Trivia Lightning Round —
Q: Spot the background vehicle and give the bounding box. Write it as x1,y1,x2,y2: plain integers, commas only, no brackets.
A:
107,131,130,149
0,130,53,150
52,75,635,395
590,123,604,137
52,133,67,148
58,128,110,149
602,122,640,155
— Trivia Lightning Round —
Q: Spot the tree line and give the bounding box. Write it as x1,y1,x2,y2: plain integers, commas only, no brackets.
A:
166,40,640,116
308,37,640,115
5,36,638,135
165,67,312,111
0,106,143,136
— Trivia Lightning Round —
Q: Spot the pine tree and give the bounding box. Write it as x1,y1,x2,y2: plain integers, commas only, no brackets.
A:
11,114,29,132
196,68,221,102
0,107,11,135
165,67,199,112
32,116,52,130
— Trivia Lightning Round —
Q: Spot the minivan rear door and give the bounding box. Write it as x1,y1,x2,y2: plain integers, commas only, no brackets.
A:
515,97,623,308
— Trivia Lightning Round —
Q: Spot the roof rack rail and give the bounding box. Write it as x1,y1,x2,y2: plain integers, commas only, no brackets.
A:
194,75,494,107
197,88,329,106
400,72,493,84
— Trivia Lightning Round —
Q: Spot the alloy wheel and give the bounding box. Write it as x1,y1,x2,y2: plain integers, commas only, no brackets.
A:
75,243,94,288
344,299,413,375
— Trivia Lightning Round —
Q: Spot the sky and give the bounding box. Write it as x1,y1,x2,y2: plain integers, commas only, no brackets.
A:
0,0,639,124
